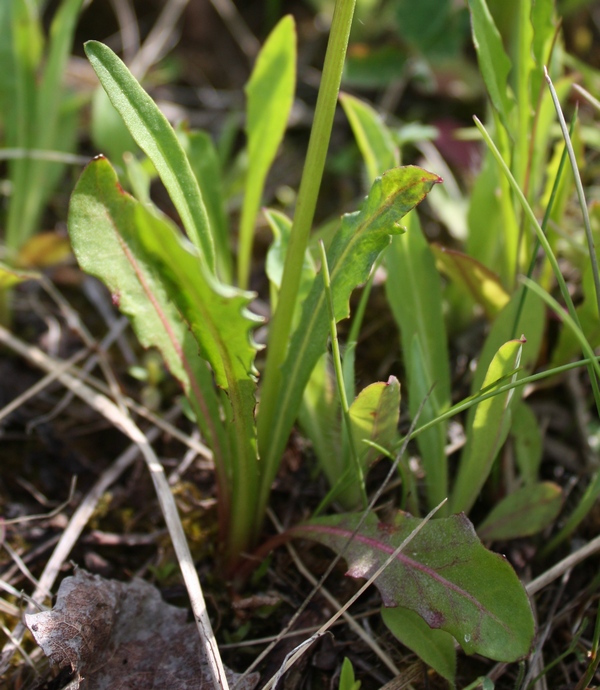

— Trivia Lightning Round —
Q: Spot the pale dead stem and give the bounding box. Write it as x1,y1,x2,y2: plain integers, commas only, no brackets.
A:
0,325,229,690
262,500,448,690
266,507,402,677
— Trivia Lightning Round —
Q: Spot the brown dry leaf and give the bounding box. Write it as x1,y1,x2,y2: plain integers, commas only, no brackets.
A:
26,569,259,690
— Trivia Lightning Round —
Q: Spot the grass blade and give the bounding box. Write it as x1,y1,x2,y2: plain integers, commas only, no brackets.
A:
84,41,215,270
238,16,296,288
450,337,525,515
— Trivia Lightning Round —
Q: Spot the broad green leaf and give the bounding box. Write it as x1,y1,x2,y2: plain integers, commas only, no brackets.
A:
386,211,450,509
127,196,263,558
238,15,296,288
67,156,231,525
339,92,398,183
431,244,510,319
382,606,456,682
258,167,441,500
83,41,215,270
292,511,534,662
477,482,563,541
179,127,232,283
511,400,542,485
451,337,525,515
467,0,515,129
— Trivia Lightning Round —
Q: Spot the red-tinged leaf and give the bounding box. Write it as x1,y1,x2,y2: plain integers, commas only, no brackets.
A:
431,243,509,319
291,511,534,662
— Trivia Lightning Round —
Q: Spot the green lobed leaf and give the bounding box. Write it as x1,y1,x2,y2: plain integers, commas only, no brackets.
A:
127,199,263,558
83,41,215,270
258,167,441,499
292,511,535,661
238,15,296,288
381,606,456,682
67,155,232,526
477,482,563,541
467,0,515,129
451,337,525,515
339,92,398,183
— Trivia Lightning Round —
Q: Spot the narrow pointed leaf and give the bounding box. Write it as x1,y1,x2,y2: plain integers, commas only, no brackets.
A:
467,0,514,128
386,211,451,510
292,511,534,661
511,400,543,485
478,482,563,541
83,41,215,269
238,15,296,287
451,337,525,515
258,167,441,510
69,157,256,548
179,128,232,283
340,92,398,182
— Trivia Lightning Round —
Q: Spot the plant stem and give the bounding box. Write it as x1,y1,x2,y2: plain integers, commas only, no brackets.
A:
319,240,367,507
256,0,356,498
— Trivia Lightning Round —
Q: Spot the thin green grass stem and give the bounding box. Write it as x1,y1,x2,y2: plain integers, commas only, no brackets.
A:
346,257,379,346
511,113,575,339
319,240,367,507
405,356,600,447
520,276,600,411
545,68,600,321
257,0,356,490
474,117,578,325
